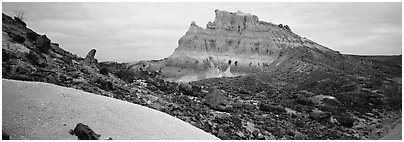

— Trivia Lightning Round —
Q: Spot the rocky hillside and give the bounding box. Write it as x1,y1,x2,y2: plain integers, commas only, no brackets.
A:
161,9,338,82
2,11,402,140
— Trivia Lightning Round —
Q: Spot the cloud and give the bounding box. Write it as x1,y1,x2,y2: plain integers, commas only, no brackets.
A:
2,2,401,62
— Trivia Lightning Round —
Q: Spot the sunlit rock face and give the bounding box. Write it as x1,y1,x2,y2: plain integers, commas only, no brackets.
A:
162,9,334,82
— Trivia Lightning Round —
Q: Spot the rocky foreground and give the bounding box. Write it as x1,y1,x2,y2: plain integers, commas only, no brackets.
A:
2,11,402,140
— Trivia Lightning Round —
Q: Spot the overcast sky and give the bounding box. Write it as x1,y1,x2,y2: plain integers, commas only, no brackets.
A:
2,2,402,62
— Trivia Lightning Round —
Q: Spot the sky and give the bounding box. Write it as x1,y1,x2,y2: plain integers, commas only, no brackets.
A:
2,2,402,62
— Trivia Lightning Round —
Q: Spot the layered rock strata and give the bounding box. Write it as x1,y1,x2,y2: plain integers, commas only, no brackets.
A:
163,10,335,81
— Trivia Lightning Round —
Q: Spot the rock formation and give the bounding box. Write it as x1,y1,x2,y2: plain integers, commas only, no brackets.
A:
35,35,51,53
84,49,98,66
162,9,336,82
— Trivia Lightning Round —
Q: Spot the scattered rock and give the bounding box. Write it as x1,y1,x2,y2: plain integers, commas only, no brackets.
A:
95,78,113,91
100,67,109,76
27,51,47,68
296,95,313,106
10,74,33,81
232,116,242,128
234,130,245,138
47,75,60,85
217,128,226,139
285,107,300,116
284,25,291,31
60,56,73,65
309,109,330,122
26,30,39,42
258,103,286,114
69,123,100,140
262,130,277,140
204,88,232,112
179,82,193,96
256,132,265,140
308,95,337,104
35,35,51,53
335,114,355,128
252,130,259,138
9,33,25,43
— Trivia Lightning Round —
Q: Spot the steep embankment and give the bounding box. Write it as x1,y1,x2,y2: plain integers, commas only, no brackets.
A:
2,79,219,140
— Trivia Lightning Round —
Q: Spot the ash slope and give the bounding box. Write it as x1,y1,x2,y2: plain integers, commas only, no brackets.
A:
2,79,219,140
2,11,402,140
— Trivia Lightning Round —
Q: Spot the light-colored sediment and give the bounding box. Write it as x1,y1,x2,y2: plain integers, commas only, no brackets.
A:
2,79,219,140
380,119,402,140
162,10,335,81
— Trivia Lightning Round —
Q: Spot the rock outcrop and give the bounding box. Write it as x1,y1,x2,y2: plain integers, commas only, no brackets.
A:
35,35,51,53
84,49,98,67
162,9,336,82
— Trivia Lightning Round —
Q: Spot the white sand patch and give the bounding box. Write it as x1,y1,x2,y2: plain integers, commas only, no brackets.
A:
2,79,218,140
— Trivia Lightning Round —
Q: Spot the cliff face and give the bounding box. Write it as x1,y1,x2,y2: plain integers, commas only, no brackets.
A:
163,10,336,81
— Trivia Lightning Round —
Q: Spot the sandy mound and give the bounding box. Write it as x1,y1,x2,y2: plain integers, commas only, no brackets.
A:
2,79,218,140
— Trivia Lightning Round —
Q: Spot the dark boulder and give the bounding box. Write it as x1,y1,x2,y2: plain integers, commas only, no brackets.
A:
2,50,13,62
60,56,73,65
35,35,51,53
309,110,330,122
95,78,113,91
69,123,100,140
179,83,194,96
10,74,34,81
204,88,232,112
9,33,25,43
296,96,313,106
203,121,212,132
284,25,291,31
100,67,109,75
321,98,340,106
15,66,30,75
367,94,383,106
26,30,39,42
2,13,15,25
335,114,355,128
114,69,136,83
259,103,286,114
27,51,47,68
47,75,60,85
